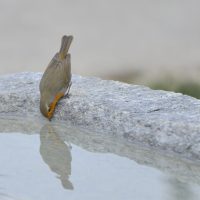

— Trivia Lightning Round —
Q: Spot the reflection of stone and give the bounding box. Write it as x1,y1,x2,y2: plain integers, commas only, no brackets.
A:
40,124,73,190
166,177,195,200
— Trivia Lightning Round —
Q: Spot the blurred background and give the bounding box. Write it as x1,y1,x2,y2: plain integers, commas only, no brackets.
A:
0,0,200,98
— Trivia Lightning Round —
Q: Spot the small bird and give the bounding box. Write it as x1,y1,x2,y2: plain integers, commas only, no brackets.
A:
40,35,73,120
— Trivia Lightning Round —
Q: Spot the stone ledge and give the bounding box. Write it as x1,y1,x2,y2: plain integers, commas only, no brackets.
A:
0,72,200,160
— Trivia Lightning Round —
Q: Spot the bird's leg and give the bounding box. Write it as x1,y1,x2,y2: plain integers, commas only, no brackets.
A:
64,82,72,98
48,92,65,119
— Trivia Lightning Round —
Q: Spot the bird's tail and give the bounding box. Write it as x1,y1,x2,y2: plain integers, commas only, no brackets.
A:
59,35,73,59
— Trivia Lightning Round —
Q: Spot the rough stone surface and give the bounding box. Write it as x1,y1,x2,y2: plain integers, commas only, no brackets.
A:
1,72,200,160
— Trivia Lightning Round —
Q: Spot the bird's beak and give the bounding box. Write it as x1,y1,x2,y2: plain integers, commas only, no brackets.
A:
47,112,52,121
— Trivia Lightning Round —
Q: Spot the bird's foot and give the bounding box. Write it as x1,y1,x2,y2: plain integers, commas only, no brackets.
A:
64,82,72,99
63,93,71,99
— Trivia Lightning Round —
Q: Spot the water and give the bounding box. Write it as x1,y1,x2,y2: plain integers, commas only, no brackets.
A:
1,120,200,200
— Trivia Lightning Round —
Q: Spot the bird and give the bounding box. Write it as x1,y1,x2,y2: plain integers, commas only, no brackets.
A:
39,35,73,120
40,124,73,190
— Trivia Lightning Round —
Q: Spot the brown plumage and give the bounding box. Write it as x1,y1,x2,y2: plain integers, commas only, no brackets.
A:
39,35,73,119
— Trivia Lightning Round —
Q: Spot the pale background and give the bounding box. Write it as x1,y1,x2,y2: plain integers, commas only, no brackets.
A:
0,0,200,85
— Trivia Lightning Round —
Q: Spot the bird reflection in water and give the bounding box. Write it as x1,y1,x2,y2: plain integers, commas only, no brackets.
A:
40,124,73,190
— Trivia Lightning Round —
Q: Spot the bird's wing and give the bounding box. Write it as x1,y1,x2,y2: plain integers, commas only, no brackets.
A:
40,57,70,98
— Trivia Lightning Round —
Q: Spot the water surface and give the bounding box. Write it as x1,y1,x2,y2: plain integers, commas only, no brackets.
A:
0,122,200,200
